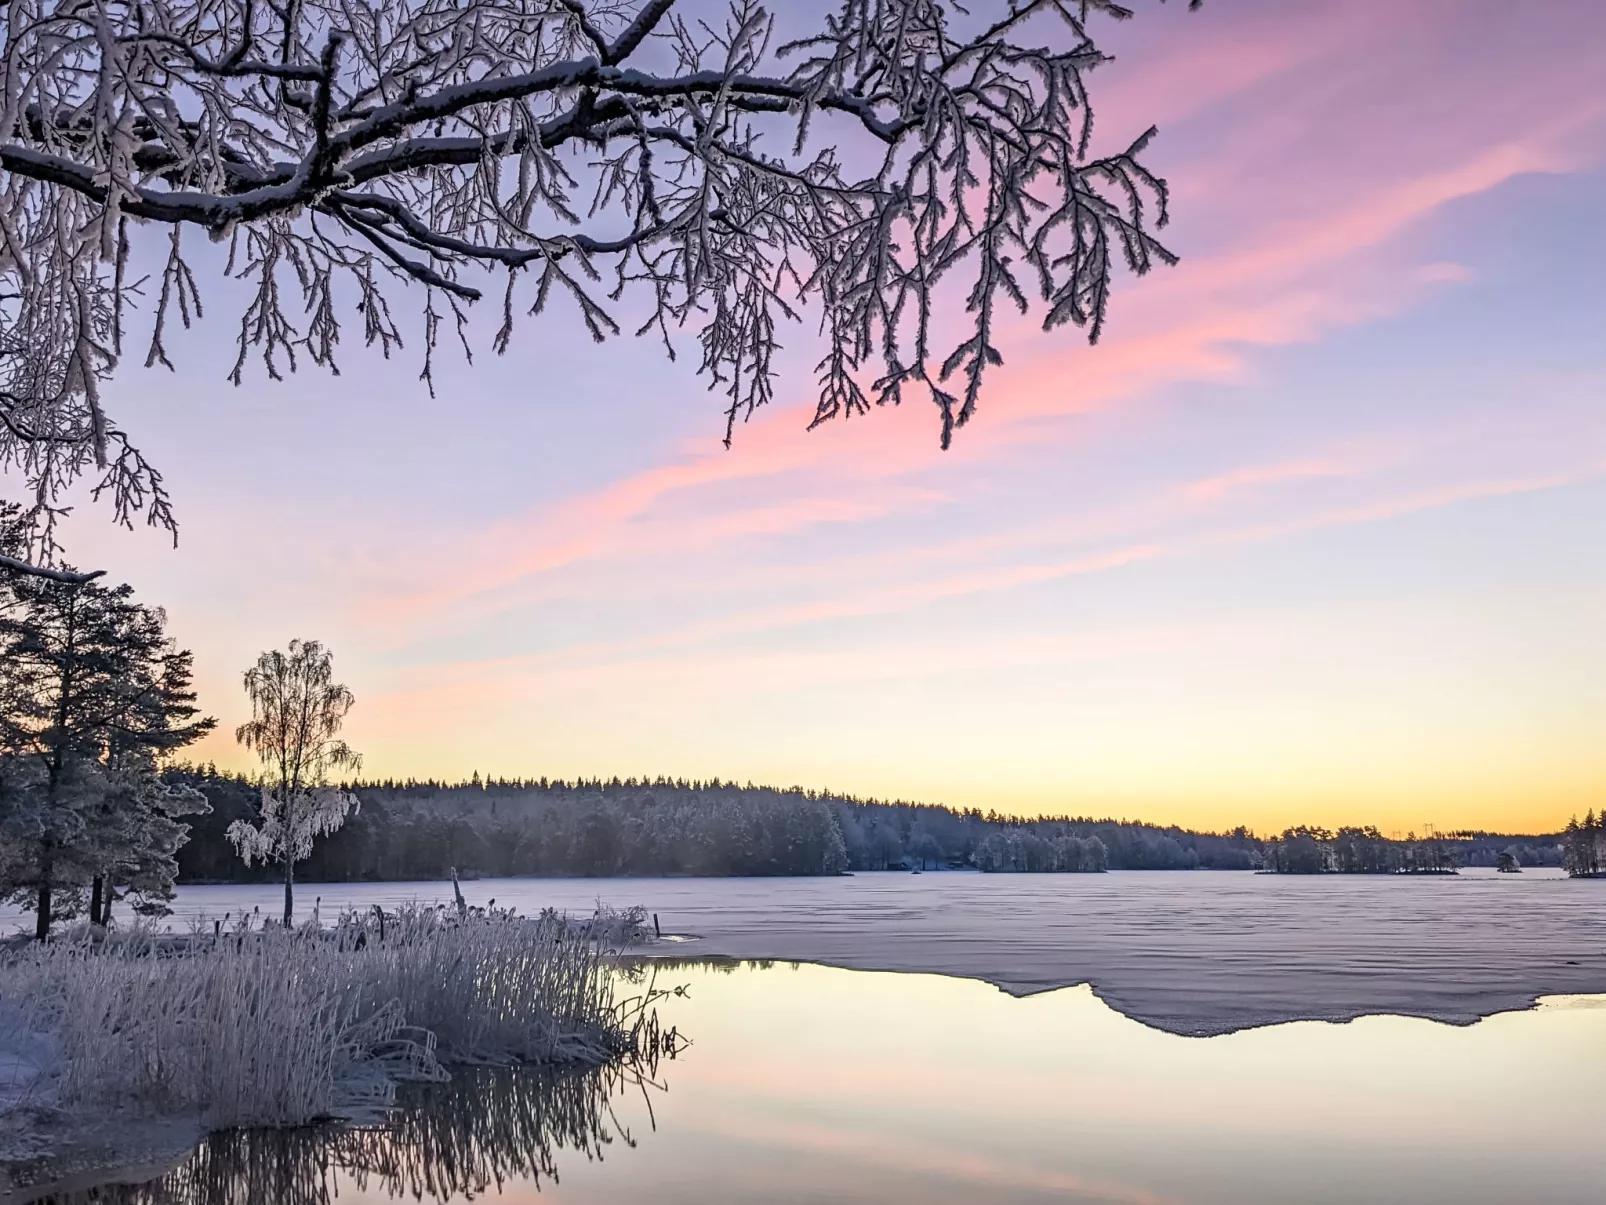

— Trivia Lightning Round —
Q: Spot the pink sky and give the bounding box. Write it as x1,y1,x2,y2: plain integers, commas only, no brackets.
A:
44,0,1606,834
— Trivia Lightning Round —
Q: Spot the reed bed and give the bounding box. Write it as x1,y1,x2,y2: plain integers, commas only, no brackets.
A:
0,904,665,1133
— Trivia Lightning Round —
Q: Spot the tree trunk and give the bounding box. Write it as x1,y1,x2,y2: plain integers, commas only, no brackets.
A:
89,876,104,927
35,881,51,942
283,859,294,929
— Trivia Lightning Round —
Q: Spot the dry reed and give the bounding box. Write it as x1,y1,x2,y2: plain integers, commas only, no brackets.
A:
0,904,662,1132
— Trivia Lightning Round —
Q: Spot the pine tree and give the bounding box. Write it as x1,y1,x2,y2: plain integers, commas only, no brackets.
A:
0,573,216,937
1561,816,1596,878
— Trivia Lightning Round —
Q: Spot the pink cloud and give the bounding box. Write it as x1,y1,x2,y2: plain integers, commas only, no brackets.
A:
658,459,1606,656
353,450,1606,730
1184,458,1367,504
337,0,1606,670
985,129,1596,431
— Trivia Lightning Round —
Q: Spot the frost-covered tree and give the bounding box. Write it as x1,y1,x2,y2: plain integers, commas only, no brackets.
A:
0,0,1197,579
1561,813,1602,879
907,828,942,869
0,569,215,937
92,639,215,923
0,756,97,936
229,639,362,926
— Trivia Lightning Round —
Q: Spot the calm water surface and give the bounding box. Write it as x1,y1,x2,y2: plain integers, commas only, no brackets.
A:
35,960,1606,1205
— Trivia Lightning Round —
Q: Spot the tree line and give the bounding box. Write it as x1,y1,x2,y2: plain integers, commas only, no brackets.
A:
175,772,1480,884
1259,825,1560,875
166,776,1568,885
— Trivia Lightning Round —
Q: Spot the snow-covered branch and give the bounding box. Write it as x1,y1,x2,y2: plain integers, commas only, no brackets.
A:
227,784,361,867
0,0,1194,564
0,552,102,582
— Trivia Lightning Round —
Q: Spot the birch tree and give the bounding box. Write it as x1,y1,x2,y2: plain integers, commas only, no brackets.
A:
0,0,1198,579
228,639,361,926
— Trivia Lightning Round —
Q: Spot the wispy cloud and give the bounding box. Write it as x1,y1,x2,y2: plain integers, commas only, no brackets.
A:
117,0,1606,827
360,88,1604,637
358,452,1606,720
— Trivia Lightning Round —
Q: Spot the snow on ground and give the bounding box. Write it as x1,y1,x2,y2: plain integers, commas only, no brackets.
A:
7,869,1601,1035
0,1018,49,1145
0,1113,201,1203
0,1005,201,1185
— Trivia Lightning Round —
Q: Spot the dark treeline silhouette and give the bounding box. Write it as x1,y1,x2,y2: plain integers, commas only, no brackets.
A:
1261,825,1562,875
167,767,1263,880
163,767,1556,882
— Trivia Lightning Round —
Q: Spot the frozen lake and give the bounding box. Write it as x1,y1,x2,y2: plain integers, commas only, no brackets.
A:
24,960,1606,1205
10,868,1604,1034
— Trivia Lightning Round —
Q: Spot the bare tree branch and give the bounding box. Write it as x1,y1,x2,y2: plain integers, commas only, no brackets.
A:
0,0,1195,568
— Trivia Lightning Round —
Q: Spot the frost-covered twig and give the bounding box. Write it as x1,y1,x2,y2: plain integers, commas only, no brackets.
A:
0,0,1195,572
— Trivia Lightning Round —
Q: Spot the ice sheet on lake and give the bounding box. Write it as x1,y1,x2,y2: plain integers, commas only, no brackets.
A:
6,869,1603,1034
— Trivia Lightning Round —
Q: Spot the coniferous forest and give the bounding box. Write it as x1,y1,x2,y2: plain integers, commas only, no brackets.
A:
163,767,1564,884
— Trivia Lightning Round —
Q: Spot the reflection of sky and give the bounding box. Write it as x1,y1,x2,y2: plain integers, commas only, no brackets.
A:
355,962,1606,1205
43,0,1606,832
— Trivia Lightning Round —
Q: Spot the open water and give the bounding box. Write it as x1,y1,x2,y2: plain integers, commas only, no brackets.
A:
19,958,1606,1204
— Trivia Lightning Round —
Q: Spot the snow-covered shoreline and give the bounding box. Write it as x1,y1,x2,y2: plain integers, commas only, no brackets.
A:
2,1003,203,1199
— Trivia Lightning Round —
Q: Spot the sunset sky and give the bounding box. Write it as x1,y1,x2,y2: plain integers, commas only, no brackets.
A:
45,0,1606,835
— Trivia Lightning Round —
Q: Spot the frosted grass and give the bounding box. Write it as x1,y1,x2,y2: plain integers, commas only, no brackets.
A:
0,904,665,1133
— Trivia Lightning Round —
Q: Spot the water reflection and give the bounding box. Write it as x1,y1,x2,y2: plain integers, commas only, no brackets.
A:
15,962,1606,1205
33,1064,658,1205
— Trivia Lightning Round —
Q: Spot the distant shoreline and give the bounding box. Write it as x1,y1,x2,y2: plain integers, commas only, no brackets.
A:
163,768,1565,884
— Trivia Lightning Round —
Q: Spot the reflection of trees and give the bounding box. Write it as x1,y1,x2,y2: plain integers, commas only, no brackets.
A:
339,1068,651,1200
49,1062,664,1205
631,955,778,975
